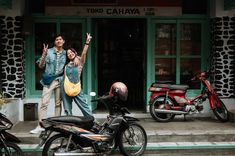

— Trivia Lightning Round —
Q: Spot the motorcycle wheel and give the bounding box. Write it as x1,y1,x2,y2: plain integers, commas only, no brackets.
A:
42,134,77,156
0,142,24,156
150,96,175,122
118,123,147,156
212,98,229,122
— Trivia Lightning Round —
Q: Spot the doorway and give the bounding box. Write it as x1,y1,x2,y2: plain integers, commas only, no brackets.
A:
96,19,146,110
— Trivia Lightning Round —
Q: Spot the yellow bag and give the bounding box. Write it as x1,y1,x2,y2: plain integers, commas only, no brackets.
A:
64,66,81,97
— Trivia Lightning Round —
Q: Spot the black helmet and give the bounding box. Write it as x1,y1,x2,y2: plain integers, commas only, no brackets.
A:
109,82,128,101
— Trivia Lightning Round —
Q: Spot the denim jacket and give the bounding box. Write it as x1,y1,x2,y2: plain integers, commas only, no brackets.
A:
64,63,83,84
37,47,67,86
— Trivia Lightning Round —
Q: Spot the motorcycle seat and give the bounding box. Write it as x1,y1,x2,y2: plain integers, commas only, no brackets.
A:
169,85,189,90
151,83,189,90
47,116,94,129
151,83,172,88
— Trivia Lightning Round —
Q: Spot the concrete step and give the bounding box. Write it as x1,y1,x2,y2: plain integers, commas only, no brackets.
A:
147,131,235,143
13,130,235,145
229,109,235,122
18,142,235,152
8,115,235,155
9,115,235,145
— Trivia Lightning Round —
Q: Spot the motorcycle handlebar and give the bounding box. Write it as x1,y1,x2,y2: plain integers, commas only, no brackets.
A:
91,95,112,102
191,71,211,81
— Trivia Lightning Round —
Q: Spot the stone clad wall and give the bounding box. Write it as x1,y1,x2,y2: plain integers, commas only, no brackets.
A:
0,16,25,98
211,16,235,98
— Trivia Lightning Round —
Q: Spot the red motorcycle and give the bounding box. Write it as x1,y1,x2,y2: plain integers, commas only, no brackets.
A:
149,71,229,122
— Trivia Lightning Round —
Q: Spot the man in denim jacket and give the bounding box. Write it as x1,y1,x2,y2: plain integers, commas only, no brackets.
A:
30,34,68,134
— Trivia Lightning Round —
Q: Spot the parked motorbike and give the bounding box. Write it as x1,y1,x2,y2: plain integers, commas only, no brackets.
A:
0,112,24,156
149,71,229,122
38,82,147,156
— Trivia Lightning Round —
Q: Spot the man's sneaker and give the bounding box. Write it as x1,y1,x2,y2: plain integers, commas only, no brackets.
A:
30,126,45,134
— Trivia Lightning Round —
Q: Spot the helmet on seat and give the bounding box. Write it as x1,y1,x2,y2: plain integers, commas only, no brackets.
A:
109,82,128,101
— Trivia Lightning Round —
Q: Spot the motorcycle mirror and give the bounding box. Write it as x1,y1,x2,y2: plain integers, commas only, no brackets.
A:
89,92,96,97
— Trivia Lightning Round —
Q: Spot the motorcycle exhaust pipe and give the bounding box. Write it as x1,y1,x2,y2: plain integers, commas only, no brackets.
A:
54,153,101,156
155,109,188,114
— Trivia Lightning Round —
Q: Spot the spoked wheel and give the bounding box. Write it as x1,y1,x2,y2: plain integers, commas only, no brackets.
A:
212,97,229,122
118,123,147,156
0,142,24,156
150,96,175,122
42,134,77,156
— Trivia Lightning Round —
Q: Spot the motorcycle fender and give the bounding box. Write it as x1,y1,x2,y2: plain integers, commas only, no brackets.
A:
2,131,21,143
108,117,124,130
208,95,217,109
124,116,139,122
38,130,53,147
150,93,167,103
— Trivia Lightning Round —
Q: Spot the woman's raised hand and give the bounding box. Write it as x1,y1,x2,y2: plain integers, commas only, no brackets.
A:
86,33,92,44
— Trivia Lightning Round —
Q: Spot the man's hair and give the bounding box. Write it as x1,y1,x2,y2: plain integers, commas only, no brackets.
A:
54,34,65,41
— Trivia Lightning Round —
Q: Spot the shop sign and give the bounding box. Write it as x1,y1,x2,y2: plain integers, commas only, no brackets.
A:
45,6,181,16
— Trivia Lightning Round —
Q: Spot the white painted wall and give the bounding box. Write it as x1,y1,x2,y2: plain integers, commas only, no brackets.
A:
1,0,234,123
210,0,235,17
0,0,25,16
209,0,235,112
0,0,24,123
0,99,20,124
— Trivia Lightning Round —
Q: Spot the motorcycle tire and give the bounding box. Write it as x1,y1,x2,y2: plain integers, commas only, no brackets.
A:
118,123,147,156
0,141,24,156
150,96,175,122
212,98,229,122
42,133,77,156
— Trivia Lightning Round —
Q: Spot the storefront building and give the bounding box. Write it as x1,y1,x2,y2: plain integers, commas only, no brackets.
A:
0,0,234,121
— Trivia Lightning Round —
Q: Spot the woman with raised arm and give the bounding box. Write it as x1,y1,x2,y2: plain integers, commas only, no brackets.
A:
61,33,93,117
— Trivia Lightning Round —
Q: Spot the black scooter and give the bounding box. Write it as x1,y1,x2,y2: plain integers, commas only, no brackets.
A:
38,94,147,156
0,112,24,156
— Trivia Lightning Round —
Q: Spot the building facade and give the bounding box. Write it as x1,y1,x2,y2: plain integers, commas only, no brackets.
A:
0,0,234,121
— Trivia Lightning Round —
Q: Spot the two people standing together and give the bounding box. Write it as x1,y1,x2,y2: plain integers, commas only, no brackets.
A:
30,33,93,134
